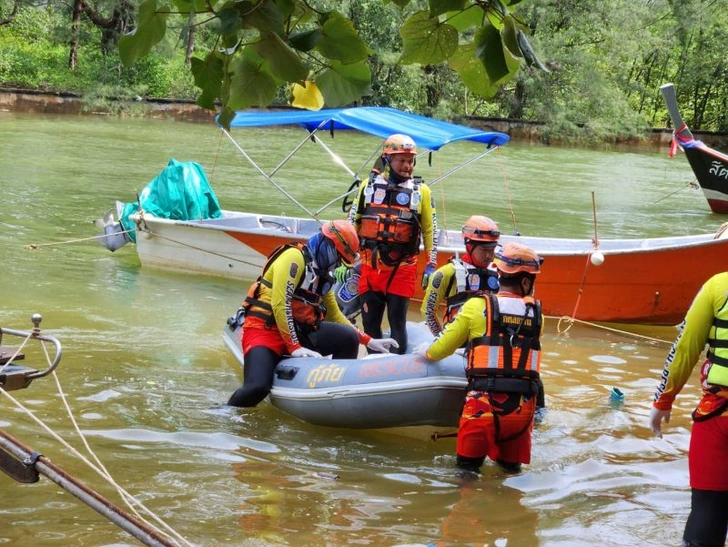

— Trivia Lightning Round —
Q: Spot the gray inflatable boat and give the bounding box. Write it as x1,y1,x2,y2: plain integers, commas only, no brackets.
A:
222,319,468,429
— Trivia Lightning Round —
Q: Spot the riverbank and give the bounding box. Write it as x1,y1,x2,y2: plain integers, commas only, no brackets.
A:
3,86,727,149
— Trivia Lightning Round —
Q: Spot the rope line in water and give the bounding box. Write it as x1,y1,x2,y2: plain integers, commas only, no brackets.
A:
0,332,194,547
26,227,135,250
552,315,672,345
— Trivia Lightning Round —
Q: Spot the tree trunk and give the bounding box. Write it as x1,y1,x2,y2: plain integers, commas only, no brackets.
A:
68,0,83,70
185,14,196,67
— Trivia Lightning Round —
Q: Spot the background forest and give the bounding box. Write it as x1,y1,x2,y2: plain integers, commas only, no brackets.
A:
1,0,727,144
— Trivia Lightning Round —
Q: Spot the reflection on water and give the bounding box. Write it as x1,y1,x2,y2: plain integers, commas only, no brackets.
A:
0,113,711,546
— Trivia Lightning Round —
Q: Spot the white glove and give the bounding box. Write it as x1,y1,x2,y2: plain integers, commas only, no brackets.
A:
413,342,431,359
366,337,399,353
291,347,323,358
649,407,671,437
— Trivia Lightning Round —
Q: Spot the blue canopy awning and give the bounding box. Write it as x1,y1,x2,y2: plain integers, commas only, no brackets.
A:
225,107,509,151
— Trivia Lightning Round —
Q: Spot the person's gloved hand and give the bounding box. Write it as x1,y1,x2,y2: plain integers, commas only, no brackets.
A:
291,347,323,358
334,265,349,284
534,406,547,425
649,407,671,437
366,337,399,353
413,342,432,359
421,263,437,290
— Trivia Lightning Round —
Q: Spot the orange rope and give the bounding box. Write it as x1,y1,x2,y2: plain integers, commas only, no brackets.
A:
209,130,224,183
495,147,519,234
557,191,601,334
556,255,592,334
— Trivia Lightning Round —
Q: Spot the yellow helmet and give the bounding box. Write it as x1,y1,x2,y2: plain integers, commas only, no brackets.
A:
383,134,417,156
494,243,542,275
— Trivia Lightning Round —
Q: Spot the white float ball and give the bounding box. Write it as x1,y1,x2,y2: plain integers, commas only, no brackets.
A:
590,251,605,266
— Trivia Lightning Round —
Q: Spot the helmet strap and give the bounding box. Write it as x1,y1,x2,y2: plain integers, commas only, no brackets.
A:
382,155,409,185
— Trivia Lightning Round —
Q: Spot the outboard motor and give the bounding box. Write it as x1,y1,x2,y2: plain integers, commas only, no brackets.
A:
93,202,131,252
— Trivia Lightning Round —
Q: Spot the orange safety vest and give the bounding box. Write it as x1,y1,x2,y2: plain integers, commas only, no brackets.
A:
443,257,499,325
357,174,423,267
243,242,326,330
466,294,542,396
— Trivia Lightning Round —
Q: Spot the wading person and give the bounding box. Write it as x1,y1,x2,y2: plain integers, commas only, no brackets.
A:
416,242,544,474
420,215,501,337
649,271,728,547
348,133,438,354
228,220,398,407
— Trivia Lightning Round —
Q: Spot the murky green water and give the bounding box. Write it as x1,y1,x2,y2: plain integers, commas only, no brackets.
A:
0,112,719,546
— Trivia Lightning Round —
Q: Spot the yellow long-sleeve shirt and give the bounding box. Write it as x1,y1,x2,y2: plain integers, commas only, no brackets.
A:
246,247,370,353
653,272,728,412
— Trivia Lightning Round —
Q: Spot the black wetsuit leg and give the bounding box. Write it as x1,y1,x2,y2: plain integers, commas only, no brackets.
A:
360,290,386,340
386,293,409,355
536,377,546,409
227,345,282,407
683,488,728,547
306,322,359,359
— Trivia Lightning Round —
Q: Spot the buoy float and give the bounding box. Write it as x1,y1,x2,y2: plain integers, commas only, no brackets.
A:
590,250,605,266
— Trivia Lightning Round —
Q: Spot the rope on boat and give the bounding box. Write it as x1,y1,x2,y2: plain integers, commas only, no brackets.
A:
0,330,194,547
653,178,699,205
208,129,225,184
558,192,600,335
495,147,520,235
25,226,137,250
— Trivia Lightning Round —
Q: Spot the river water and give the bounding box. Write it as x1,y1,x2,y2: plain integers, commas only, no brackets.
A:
0,112,723,546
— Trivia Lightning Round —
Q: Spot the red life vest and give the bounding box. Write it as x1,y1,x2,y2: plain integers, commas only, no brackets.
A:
466,294,542,396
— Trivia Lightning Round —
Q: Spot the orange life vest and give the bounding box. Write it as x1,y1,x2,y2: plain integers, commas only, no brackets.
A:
466,294,542,396
242,242,326,330
357,174,423,267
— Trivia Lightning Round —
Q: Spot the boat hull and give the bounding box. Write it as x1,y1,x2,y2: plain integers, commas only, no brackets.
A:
683,144,728,214
222,321,468,429
136,211,728,325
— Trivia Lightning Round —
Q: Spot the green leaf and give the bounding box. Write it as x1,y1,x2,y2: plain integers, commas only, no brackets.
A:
275,0,296,19
239,0,285,37
316,11,371,64
428,0,466,18
475,23,510,84
228,48,278,109
445,6,483,33
389,0,411,8
289,29,322,52
190,51,224,110
501,15,522,59
448,43,498,99
118,0,169,67
217,106,236,131
253,31,308,81
400,11,459,64
316,60,371,107
217,5,242,35
171,0,209,11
